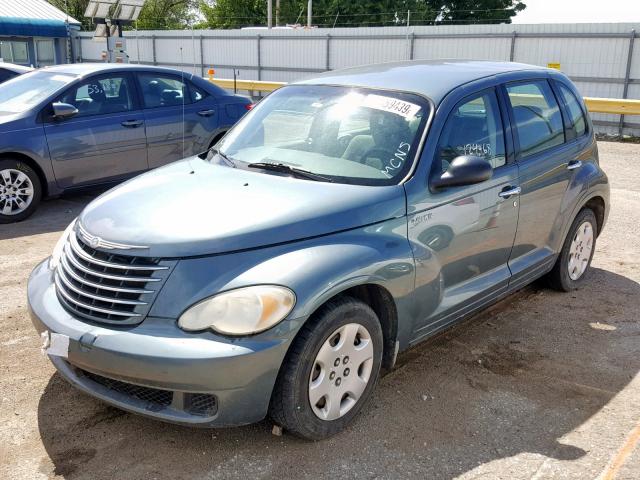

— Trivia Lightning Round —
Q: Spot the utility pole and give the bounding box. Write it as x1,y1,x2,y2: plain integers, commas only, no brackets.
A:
276,0,280,26
267,0,272,29
307,0,312,27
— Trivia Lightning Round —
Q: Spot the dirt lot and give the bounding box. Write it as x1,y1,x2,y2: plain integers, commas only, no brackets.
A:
1,141,639,480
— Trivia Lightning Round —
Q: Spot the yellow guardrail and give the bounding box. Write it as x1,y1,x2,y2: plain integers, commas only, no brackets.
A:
210,78,640,116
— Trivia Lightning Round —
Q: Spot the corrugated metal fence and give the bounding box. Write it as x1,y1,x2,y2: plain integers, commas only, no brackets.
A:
74,23,640,136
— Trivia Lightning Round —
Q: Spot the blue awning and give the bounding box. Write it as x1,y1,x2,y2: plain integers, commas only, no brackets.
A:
0,17,69,38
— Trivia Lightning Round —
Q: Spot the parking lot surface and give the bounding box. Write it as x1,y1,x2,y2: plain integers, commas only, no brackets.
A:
1,141,639,479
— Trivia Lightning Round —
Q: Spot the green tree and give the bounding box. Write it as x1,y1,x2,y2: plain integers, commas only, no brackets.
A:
47,0,93,30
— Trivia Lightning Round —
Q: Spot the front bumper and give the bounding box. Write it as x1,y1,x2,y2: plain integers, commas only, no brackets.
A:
28,259,298,427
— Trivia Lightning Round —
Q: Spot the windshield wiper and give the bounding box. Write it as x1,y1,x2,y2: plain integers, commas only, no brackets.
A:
247,161,334,183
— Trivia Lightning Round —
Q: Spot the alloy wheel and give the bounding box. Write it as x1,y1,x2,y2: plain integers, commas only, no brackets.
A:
0,168,34,216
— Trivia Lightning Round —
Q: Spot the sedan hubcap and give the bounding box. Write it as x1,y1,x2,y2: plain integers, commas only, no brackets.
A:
0,168,33,216
568,221,593,280
309,323,374,421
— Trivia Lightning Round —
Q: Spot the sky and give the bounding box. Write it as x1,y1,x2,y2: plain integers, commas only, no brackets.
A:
512,0,640,23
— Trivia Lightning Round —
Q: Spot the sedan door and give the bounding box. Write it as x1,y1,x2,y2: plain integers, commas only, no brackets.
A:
44,73,148,189
407,89,520,338
136,72,220,168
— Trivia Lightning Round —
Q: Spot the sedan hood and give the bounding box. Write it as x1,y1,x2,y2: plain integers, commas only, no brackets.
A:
78,158,406,257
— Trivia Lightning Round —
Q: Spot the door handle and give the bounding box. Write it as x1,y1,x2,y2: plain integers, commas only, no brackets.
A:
197,109,216,117
567,160,583,170
121,119,143,128
499,186,522,199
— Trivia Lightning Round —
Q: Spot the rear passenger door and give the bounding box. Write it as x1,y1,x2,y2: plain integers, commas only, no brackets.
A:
503,79,574,288
137,72,219,168
44,73,148,188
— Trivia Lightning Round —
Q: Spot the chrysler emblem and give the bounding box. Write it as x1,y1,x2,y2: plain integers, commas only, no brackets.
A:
77,223,148,251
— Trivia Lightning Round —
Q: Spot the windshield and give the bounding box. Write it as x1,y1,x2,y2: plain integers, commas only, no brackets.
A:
0,71,76,114
215,85,430,185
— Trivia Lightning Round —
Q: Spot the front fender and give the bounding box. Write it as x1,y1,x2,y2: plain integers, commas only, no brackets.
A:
149,217,416,343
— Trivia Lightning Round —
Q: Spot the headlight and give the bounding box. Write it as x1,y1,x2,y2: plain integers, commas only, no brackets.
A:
178,285,296,335
49,219,76,270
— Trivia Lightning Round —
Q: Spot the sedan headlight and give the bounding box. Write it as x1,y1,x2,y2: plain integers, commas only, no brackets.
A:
49,219,76,270
178,285,296,336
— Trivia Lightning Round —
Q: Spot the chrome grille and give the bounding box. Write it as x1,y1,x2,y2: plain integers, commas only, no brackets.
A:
55,231,174,325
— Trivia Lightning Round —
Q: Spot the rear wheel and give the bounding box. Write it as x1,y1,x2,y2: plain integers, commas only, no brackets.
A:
0,159,41,223
546,208,597,291
270,296,383,440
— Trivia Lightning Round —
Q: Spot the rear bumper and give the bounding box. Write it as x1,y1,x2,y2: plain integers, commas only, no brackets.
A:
28,259,299,427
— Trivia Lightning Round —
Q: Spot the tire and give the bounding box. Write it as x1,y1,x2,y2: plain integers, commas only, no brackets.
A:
0,159,42,224
545,208,597,292
269,296,383,440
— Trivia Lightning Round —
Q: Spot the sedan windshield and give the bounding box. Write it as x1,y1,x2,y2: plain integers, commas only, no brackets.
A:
0,71,76,114
215,85,430,185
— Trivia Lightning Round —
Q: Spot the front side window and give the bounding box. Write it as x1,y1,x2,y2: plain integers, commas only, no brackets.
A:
506,81,564,158
60,75,134,117
0,71,75,114
216,85,430,185
558,83,587,138
436,91,506,173
138,73,190,108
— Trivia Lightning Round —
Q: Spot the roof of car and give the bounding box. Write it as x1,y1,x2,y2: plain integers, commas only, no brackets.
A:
0,62,33,74
40,63,194,77
295,60,551,104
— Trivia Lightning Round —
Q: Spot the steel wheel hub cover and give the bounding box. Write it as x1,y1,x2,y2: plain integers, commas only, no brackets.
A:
308,322,374,421
568,221,594,280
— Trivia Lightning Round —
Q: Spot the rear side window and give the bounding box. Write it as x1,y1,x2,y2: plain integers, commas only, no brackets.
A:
436,91,506,173
138,73,190,108
558,83,587,138
189,82,207,103
506,81,564,158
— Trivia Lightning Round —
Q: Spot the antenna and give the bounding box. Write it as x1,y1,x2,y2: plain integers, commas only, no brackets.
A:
180,46,185,160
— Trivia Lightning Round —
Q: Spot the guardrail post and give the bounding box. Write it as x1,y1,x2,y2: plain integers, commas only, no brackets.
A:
325,33,331,71
257,34,262,81
151,35,157,65
619,29,636,136
510,31,517,61
199,35,205,76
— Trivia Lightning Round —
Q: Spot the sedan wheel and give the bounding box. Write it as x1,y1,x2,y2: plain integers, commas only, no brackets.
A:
0,168,34,216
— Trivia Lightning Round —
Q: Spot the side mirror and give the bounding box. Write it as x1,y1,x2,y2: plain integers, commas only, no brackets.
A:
52,102,78,120
431,155,493,189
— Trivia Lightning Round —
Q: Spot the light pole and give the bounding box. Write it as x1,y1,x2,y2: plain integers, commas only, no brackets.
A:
268,0,272,28
307,0,312,27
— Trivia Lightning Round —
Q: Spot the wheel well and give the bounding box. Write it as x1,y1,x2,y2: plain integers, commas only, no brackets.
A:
336,284,399,371
584,196,605,235
0,152,48,197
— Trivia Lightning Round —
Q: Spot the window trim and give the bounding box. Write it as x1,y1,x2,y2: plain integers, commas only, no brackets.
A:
136,72,194,110
430,86,510,182
46,72,140,122
552,79,589,142
503,78,567,161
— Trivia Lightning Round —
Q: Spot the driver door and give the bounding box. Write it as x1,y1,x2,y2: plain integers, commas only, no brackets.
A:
44,73,148,189
407,89,520,338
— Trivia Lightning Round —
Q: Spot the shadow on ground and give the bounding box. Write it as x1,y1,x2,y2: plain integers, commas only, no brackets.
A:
36,267,640,479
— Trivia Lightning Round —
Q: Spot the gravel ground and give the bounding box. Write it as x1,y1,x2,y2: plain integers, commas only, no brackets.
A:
1,141,639,480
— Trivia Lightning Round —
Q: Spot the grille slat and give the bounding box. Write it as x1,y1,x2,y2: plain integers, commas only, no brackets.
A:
54,230,173,325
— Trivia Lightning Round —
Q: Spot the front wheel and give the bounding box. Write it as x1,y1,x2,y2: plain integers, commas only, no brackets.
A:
0,159,42,224
545,208,597,291
270,297,383,440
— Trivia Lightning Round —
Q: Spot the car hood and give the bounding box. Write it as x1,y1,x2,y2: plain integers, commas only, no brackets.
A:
78,158,406,257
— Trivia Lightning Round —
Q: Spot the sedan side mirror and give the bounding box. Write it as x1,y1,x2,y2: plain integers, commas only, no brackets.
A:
431,155,493,189
52,102,78,120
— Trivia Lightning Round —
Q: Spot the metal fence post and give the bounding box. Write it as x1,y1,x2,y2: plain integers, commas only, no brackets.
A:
510,31,517,61
325,33,331,71
257,34,262,80
151,35,157,65
77,35,83,63
199,35,205,76
619,29,636,135
409,32,415,60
